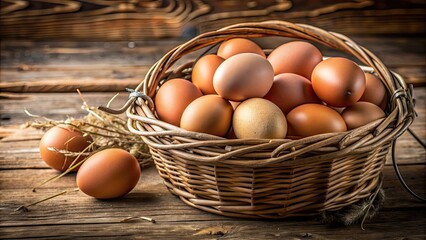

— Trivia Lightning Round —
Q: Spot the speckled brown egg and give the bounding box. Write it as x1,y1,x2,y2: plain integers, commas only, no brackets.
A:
341,101,386,130
76,148,140,199
217,38,266,59
267,41,323,79
39,124,93,172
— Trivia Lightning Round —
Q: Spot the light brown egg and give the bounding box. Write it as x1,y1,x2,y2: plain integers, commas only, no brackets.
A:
180,95,233,137
359,73,387,107
341,101,386,130
76,148,140,199
192,54,224,94
39,124,93,172
155,78,203,126
267,41,323,79
286,104,347,138
233,98,287,139
264,73,321,114
311,57,366,107
217,38,266,59
213,53,274,101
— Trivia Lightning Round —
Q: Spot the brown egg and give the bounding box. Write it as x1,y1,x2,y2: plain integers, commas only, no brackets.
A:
39,124,93,172
217,38,266,59
287,104,347,138
359,73,387,107
192,54,224,94
341,101,386,130
180,95,233,137
264,73,321,114
76,148,140,199
233,98,287,139
311,57,366,107
155,78,203,126
267,41,323,79
213,53,274,101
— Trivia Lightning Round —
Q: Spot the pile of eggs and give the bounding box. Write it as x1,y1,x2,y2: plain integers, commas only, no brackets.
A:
155,38,387,139
39,124,141,199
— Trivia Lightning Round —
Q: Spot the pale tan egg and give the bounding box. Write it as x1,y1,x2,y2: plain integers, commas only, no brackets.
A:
233,98,287,139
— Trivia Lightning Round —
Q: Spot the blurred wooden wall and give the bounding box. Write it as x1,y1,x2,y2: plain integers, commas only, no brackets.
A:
0,0,425,40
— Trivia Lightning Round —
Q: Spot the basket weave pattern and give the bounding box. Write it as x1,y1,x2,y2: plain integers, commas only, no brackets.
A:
126,21,415,218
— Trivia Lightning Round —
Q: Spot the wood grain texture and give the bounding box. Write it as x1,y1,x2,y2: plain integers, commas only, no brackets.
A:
0,0,425,40
1,36,425,93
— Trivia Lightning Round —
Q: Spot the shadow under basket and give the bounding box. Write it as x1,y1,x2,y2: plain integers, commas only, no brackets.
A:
124,21,415,218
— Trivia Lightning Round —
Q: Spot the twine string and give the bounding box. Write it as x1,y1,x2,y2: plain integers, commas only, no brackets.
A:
392,128,426,202
98,88,154,114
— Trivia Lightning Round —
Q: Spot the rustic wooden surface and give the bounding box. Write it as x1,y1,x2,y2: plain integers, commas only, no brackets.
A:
0,0,425,40
0,36,425,239
1,2,426,237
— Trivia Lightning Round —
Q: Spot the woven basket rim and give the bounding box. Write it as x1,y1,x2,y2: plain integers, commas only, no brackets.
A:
122,20,415,166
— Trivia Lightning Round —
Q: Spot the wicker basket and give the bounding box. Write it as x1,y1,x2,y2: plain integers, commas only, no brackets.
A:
124,21,415,218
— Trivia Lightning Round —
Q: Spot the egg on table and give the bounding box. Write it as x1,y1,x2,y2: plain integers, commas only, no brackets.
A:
76,148,141,199
39,124,93,172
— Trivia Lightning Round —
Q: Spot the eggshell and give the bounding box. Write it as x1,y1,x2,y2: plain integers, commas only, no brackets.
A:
213,53,274,101
311,57,366,107
192,54,224,94
267,41,323,79
217,38,266,59
341,101,386,130
359,73,387,107
287,104,347,138
264,73,321,114
155,78,203,126
39,124,93,172
233,98,287,139
76,148,140,199
180,95,233,137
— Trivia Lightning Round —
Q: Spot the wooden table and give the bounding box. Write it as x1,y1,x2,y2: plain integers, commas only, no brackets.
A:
1,35,425,239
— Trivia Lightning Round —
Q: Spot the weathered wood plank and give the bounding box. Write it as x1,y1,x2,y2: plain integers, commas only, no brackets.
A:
1,36,425,93
0,165,424,239
0,0,425,40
